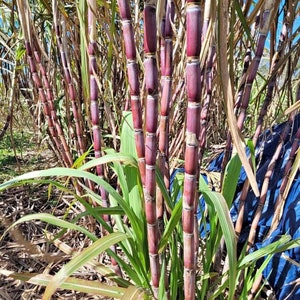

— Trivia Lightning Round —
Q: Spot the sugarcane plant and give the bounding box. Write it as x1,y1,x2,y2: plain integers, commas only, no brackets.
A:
0,0,300,299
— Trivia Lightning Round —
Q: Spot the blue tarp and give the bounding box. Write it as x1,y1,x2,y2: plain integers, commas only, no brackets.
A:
171,114,300,299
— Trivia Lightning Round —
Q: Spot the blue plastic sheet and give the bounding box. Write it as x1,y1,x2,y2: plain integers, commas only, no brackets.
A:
170,114,300,299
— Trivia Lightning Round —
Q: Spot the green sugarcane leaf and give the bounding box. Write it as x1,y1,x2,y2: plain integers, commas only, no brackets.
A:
156,168,173,210
246,139,256,174
158,258,167,300
78,153,138,171
72,146,93,169
1,270,128,298
169,234,182,299
159,198,182,253
200,175,237,299
233,0,254,50
0,168,143,242
43,232,128,299
1,213,97,242
120,111,137,158
119,112,144,218
107,236,149,288
239,236,300,267
222,153,241,207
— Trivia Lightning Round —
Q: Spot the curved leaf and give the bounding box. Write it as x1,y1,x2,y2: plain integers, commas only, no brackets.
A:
43,232,128,299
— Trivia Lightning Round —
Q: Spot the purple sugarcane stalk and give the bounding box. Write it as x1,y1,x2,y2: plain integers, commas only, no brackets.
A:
156,1,166,228
87,0,121,276
221,14,258,179
117,0,146,185
33,47,73,167
237,0,277,130
268,125,300,235
88,0,105,208
252,13,289,145
220,15,259,181
235,8,288,237
144,0,160,296
246,114,295,250
16,0,73,167
157,0,175,222
183,1,202,299
52,0,86,156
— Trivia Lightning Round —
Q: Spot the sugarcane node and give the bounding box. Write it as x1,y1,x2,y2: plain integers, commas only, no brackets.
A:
182,201,194,211
183,231,195,239
145,163,156,172
131,95,140,101
186,1,201,8
138,157,145,163
25,41,32,56
164,75,172,81
144,0,157,8
184,260,196,271
186,132,198,147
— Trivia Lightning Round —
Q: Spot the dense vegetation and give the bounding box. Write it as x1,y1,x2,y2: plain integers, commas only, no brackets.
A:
0,0,299,299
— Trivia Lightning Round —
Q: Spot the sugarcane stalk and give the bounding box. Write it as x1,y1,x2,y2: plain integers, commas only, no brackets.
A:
156,1,166,229
52,0,86,156
157,0,175,222
183,1,202,299
220,14,258,181
252,12,289,145
268,125,300,235
247,114,295,251
117,0,146,185
87,0,121,276
16,0,72,167
235,8,288,237
143,0,161,296
237,0,277,130
33,46,73,167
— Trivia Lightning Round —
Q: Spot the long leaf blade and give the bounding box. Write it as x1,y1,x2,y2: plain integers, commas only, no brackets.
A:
43,232,128,299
